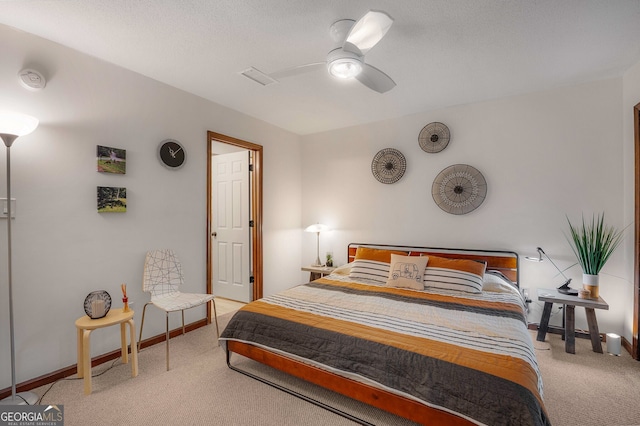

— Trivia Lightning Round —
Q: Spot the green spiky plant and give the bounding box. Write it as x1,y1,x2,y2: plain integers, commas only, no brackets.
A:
565,213,625,275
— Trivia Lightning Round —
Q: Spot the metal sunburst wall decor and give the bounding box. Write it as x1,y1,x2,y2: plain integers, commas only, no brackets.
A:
432,164,487,215
371,148,407,184
418,122,450,153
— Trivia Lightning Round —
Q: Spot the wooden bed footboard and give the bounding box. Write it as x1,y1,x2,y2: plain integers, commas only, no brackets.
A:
226,340,474,426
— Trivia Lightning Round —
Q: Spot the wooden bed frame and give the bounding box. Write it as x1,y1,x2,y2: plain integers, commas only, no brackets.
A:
226,243,520,425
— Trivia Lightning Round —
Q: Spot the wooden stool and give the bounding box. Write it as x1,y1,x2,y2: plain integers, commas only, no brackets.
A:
75,308,138,394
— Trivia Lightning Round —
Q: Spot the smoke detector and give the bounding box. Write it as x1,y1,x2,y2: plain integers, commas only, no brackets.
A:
18,68,46,91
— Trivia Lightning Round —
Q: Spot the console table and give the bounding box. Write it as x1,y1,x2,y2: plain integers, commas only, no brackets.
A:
536,288,609,354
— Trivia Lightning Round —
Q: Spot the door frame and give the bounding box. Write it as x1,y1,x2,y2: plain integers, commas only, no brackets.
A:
634,102,640,359
207,131,263,312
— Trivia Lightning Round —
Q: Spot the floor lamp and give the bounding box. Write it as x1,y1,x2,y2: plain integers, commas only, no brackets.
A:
0,112,39,406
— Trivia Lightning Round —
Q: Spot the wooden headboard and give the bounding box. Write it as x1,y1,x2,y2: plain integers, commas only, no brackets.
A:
347,243,519,286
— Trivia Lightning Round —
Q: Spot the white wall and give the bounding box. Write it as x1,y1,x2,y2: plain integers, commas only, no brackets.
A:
0,25,302,387
301,78,629,338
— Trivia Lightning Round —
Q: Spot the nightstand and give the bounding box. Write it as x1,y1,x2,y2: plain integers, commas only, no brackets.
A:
536,288,609,354
302,265,335,281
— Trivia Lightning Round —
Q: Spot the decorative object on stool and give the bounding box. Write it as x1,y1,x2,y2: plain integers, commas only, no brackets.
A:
84,290,112,319
0,111,39,406
525,247,577,295
566,213,625,299
606,333,621,356
121,283,129,312
305,223,330,266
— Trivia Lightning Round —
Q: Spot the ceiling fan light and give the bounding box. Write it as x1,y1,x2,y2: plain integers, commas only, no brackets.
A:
328,58,362,79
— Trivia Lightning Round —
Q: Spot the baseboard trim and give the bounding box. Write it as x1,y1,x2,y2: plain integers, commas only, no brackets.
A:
0,318,208,400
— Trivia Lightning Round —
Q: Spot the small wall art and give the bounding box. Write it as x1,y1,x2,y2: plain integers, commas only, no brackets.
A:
97,186,127,213
418,122,450,153
97,145,126,174
371,148,406,184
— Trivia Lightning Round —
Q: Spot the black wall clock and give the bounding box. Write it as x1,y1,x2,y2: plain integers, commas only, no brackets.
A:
158,139,186,169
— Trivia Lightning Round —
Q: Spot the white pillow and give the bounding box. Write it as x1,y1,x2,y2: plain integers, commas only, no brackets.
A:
482,271,517,293
385,254,429,290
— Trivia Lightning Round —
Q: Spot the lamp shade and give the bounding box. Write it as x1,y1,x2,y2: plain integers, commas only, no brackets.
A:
305,223,330,233
0,112,39,137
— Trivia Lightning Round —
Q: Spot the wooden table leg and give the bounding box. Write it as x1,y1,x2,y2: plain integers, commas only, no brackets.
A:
585,308,603,353
82,329,92,394
537,302,553,342
565,305,575,354
120,322,128,364
128,319,138,377
77,328,84,378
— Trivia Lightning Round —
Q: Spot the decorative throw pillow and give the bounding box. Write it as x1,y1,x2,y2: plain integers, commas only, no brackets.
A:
348,246,408,284
386,254,429,290
423,255,486,294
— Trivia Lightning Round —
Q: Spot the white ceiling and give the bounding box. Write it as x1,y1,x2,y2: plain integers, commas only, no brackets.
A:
1,0,640,135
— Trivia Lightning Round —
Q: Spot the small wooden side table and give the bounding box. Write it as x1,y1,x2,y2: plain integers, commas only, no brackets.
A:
536,288,609,354
75,308,138,394
301,265,336,281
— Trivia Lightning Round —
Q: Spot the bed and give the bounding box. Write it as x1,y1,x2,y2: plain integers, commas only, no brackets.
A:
219,244,550,426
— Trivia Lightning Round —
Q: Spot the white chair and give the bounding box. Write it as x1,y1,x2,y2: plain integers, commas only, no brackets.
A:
137,249,219,370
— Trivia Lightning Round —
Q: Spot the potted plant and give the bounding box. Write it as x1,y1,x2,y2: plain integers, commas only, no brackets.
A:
565,213,625,298
326,252,334,267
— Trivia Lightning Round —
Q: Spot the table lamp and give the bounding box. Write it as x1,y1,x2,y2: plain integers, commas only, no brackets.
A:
305,223,330,267
525,247,578,295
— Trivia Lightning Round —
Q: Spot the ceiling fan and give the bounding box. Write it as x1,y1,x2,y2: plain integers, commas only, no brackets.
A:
241,10,396,93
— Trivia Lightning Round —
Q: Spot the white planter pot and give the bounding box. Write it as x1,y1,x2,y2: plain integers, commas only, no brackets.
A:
583,273,599,299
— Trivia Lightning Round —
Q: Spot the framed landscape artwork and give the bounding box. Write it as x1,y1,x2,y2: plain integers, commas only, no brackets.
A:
97,186,127,213
97,145,126,174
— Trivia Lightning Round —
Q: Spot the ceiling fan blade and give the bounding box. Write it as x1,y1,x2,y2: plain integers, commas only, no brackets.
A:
269,63,325,80
344,10,393,56
356,63,396,93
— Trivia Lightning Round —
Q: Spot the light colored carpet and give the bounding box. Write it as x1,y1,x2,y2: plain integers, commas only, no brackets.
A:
534,331,640,426
33,312,416,426
32,313,640,425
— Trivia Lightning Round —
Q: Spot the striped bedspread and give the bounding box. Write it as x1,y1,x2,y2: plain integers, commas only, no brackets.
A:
220,276,550,426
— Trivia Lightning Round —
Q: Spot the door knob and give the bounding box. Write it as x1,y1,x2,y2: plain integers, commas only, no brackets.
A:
212,232,217,237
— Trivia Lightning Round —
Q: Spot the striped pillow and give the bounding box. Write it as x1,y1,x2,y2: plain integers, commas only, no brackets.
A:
423,255,486,294
349,247,408,284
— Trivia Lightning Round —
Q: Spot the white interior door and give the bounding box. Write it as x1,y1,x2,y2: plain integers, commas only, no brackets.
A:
211,150,251,302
